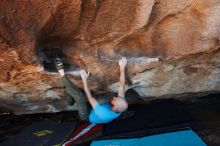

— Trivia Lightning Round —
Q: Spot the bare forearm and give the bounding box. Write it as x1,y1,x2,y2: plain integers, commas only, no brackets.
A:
82,79,92,97
82,79,97,108
118,68,125,97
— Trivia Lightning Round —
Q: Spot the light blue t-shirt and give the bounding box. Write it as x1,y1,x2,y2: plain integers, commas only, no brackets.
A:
89,102,121,124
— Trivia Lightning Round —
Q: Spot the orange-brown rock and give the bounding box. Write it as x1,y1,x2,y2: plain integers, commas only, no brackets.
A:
0,0,219,114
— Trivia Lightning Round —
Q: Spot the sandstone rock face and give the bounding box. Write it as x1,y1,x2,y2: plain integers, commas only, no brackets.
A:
0,0,219,114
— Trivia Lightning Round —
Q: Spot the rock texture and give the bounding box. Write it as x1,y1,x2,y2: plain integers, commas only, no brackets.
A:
0,0,219,114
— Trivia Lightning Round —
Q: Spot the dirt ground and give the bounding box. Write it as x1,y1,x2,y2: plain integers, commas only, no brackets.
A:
181,93,220,146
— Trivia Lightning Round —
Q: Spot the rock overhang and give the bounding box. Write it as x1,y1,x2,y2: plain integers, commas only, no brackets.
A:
0,0,219,114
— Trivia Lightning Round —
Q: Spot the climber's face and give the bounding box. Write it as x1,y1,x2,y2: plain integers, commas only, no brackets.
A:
110,97,128,113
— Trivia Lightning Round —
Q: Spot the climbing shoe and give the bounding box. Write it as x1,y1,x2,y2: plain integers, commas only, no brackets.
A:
54,57,64,71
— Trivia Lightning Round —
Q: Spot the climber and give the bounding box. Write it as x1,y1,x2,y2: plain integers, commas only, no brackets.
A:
55,57,128,123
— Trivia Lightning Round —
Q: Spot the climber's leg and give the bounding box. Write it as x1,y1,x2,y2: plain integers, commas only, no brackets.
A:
60,75,90,121
66,93,75,106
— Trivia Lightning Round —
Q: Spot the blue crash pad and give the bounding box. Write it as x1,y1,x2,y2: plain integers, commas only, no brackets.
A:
91,129,206,146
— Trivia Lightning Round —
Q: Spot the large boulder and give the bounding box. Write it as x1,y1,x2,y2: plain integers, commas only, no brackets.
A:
0,0,219,114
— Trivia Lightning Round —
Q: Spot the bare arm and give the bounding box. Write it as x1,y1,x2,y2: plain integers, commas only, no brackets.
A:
80,70,98,108
118,57,127,97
